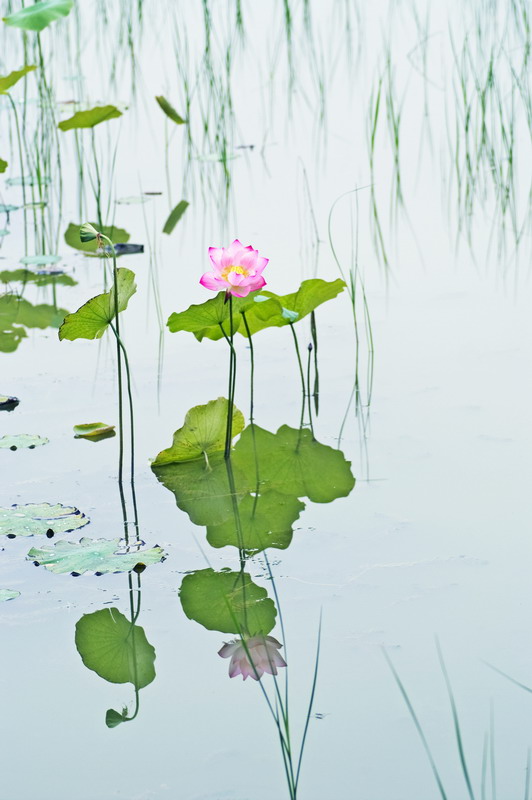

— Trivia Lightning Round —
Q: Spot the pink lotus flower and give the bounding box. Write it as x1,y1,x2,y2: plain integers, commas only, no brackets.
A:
200,239,268,298
218,635,287,681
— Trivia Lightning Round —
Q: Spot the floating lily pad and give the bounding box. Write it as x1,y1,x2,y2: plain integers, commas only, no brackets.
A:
64,222,130,255
58,105,122,131
0,395,19,411
103,243,143,256
163,200,189,235
180,568,276,636
0,502,88,537
155,95,186,125
206,491,304,554
27,537,165,574
0,433,48,450
0,589,20,602
74,422,115,441
0,159,7,173
75,608,155,689
59,268,136,341
20,254,60,267
152,398,244,466
0,66,37,94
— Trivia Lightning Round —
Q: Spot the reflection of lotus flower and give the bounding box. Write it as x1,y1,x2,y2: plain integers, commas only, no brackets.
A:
218,635,287,680
200,239,268,298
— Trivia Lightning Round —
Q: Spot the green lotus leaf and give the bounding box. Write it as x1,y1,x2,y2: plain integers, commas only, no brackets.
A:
155,95,186,125
0,502,88,537
0,269,76,287
27,537,166,574
58,104,122,131
162,200,189,235
75,608,155,689
0,589,20,602
105,708,128,728
237,278,347,337
206,490,304,554
74,422,115,441
64,222,130,255
20,254,60,267
0,158,7,173
0,433,48,450
152,397,244,465
167,290,262,341
0,65,37,93
59,267,136,341
232,424,355,503
179,568,276,636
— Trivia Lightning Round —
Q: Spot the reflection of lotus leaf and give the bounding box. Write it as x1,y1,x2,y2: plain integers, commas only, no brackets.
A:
207,491,304,553
0,269,77,287
153,451,251,526
75,608,155,689
180,568,276,636
0,589,20,602
0,502,88,537
64,222,130,255
59,268,136,341
27,537,165,574
0,434,48,450
232,424,355,503
0,294,68,352
152,397,244,465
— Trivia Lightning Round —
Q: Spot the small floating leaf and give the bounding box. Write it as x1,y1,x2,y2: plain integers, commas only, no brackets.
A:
75,608,156,689
59,267,136,341
152,397,244,466
0,433,48,450
27,537,165,574
58,105,122,131
0,395,19,411
64,222,129,255
0,204,19,213
0,66,37,93
180,568,276,636
0,502,88,537
155,95,186,125
0,589,20,602
162,200,189,235
20,254,61,267
0,158,7,173
74,422,115,441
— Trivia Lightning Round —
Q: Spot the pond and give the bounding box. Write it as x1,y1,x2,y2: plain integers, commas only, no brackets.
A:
1,1,532,798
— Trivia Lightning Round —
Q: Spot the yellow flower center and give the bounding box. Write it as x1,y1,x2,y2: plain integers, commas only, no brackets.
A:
221,264,248,280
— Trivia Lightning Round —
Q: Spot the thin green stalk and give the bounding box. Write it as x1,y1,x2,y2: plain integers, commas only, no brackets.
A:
5,93,28,254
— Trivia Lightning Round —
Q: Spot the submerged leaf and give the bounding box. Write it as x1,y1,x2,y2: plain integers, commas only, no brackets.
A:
58,104,122,131
64,222,130,255
74,422,115,441
179,568,276,636
0,433,48,450
27,537,166,574
0,502,88,537
155,95,186,125
59,267,137,340
152,397,244,466
162,200,189,234
75,608,155,689
0,589,20,602
0,65,37,93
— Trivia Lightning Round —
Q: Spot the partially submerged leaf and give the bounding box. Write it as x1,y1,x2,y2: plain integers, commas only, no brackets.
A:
0,433,48,450
162,200,189,235
27,537,166,574
3,0,73,31
0,589,20,602
155,95,186,125
64,222,130,255
59,267,137,341
0,502,88,537
179,568,276,636
58,104,122,131
0,395,20,411
0,66,37,93
75,608,155,689
152,397,244,466
74,422,115,441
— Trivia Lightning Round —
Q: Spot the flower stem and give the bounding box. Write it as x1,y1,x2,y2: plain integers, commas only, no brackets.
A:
241,310,255,424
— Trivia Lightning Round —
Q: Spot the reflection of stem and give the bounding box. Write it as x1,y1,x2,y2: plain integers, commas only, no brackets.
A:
5,93,27,254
